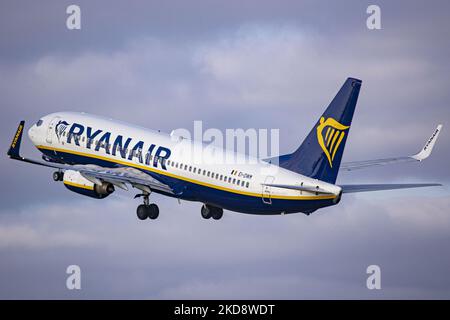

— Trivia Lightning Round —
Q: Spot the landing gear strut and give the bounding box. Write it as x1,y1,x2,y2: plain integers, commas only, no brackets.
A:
135,192,159,220
53,171,63,181
201,204,223,220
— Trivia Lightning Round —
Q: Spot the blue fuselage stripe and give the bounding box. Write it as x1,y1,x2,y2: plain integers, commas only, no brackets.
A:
40,148,336,214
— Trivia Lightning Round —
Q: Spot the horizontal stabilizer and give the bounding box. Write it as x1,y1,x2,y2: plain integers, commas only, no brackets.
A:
340,183,442,193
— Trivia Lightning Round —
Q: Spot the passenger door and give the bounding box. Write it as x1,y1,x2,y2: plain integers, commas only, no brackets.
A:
46,116,60,144
262,176,275,204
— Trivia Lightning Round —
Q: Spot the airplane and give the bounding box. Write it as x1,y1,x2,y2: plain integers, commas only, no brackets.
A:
7,78,443,221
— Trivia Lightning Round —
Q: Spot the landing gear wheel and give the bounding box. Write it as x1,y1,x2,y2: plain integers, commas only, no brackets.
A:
135,192,159,221
53,171,63,181
212,208,223,220
201,205,212,219
137,204,149,220
148,203,159,220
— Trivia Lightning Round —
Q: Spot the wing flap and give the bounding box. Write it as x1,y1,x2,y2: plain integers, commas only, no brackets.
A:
79,167,174,194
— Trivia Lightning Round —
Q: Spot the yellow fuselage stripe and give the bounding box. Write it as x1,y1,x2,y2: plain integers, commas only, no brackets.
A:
64,180,95,190
38,145,335,201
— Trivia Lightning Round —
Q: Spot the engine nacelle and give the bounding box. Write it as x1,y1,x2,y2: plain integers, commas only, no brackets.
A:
63,170,114,199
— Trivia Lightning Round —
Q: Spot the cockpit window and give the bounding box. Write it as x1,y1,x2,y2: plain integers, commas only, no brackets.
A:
36,119,43,127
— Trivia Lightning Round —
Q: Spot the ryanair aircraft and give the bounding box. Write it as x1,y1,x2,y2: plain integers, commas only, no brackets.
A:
7,78,442,220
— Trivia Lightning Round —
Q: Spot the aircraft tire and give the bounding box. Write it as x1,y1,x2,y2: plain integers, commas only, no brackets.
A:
148,203,159,220
137,204,149,220
201,205,212,219
53,171,63,181
212,207,223,220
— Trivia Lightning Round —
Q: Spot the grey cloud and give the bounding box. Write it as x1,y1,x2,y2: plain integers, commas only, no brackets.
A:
1,194,450,299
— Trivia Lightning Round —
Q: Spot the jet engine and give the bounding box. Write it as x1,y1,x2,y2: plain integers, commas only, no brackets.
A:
63,170,114,199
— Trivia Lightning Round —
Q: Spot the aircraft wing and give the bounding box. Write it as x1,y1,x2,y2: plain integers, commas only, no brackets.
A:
340,183,442,193
263,182,442,194
7,121,175,195
341,125,442,171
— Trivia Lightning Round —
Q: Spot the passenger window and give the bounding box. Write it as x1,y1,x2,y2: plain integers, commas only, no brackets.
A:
241,181,245,187
232,178,236,184
203,170,206,175
219,175,223,181
189,166,192,172
193,168,196,173
246,182,249,188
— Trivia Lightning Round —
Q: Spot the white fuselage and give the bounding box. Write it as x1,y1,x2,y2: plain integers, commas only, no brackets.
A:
27,112,340,214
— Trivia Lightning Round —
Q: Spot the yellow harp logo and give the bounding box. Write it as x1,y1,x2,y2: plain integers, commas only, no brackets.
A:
316,117,349,167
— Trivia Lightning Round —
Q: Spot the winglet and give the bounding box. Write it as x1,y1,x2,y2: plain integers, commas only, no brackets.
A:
412,124,443,161
7,121,25,159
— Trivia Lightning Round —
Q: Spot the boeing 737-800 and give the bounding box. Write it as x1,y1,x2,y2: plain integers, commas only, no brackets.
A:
7,78,442,220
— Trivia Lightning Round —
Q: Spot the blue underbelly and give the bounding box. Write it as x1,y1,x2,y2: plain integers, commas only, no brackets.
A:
39,147,336,215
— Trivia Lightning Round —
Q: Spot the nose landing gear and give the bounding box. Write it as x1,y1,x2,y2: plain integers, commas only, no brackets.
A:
53,171,64,181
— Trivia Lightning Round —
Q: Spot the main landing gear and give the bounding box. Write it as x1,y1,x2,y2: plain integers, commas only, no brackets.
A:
135,192,159,220
201,204,223,220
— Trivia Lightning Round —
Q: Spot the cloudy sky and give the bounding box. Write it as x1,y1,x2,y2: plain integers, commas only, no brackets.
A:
0,0,449,299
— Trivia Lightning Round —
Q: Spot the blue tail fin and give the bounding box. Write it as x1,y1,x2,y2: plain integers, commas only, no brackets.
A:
277,78,362,184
